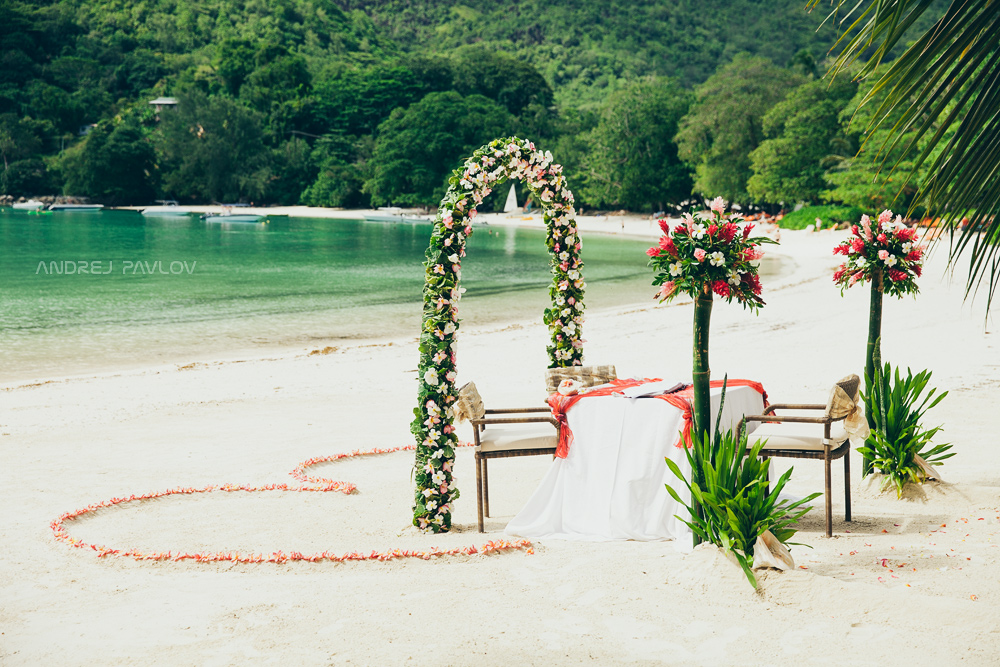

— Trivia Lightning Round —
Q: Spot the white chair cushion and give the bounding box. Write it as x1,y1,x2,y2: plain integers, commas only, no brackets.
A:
478,423,558,453
750,421,849,451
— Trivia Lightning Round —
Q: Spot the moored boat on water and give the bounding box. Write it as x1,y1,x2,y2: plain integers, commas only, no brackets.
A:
141,200,192,216
202,213,267,223
363,207,432,223
49,203,104,212
11,200,46,211
201,206,267,223
201,203,267,224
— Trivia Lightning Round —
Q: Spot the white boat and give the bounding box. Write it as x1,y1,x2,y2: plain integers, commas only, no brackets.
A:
49,203,104,211
201,211,267,223
141,200,192,216
12,200,45,211
363,207,432,223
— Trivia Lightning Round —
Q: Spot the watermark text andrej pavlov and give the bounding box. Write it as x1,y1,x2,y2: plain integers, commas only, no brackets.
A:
35,260,197,275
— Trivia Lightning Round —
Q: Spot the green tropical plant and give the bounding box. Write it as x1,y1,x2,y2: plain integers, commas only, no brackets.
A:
812,0,1000,309
859,360,954,498
664,386,820,588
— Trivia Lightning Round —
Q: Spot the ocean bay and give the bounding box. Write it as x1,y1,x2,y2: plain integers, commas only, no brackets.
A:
1,209,777,381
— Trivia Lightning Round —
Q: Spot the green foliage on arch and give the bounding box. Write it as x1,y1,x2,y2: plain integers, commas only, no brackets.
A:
411,136,584,532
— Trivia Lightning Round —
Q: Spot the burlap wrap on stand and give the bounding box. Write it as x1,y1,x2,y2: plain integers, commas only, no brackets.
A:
454,382,485,423
828,374,870,447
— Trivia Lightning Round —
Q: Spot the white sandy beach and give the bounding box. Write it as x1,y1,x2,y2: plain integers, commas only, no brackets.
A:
2,213,998,665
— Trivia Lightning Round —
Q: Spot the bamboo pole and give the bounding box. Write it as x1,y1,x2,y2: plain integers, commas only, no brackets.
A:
863,268,883,476
690,282,714,547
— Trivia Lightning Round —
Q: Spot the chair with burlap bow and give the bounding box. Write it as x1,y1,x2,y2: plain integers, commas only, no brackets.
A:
455,382,559,533
741,375,870,538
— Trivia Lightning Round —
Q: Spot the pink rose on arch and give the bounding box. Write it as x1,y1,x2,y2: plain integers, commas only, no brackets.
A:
878,249,889,261
693,248,707,262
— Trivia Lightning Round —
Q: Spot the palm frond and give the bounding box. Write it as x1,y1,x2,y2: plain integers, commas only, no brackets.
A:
808,0,1000,309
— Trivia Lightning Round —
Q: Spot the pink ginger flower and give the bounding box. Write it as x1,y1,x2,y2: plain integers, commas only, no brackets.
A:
656,281,676,300
878,209,894,225
693,248,707,262
709,197,727,214
861,215,873,240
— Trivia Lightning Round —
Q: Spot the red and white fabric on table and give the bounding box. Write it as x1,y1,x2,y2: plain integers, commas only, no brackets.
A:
504,378,766,549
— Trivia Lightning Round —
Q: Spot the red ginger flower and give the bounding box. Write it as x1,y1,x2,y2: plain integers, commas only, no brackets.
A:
646,246,661,257
742,273,762,295
888,269,909,282
658,219,671,234
659,236,677,255
712,280,731,297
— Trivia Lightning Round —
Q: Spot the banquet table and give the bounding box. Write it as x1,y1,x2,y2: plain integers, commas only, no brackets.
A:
504,379,765,548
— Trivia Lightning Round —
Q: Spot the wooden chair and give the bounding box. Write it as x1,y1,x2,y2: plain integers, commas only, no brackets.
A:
741,375,862,538
456,382,559,533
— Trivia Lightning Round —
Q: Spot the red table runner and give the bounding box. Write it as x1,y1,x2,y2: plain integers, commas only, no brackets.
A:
547,378,768,458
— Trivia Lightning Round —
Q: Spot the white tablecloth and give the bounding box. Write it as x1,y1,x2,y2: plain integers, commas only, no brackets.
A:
505,382,764,547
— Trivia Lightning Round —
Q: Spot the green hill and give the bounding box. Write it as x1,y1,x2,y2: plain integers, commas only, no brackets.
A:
339,0,845,107
0,0,943,208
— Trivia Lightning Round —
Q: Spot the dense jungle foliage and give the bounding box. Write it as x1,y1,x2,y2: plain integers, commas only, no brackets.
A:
0,0,943,211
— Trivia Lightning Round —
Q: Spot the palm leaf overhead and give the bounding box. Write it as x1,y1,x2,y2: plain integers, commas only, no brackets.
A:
809,0,1000,308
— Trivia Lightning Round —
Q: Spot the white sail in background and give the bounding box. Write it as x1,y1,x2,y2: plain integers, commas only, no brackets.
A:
503,183,518,213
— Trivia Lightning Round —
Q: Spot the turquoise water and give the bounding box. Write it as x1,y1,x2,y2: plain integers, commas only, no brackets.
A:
0,209,689,381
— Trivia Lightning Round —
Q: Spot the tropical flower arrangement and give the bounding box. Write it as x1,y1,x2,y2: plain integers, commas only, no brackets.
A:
832,209,941,479
832,209,924,297
411,136,585,532
647,197,774,311
647,197,775,547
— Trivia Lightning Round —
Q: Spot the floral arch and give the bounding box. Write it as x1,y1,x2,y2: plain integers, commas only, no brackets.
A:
411,136,585,532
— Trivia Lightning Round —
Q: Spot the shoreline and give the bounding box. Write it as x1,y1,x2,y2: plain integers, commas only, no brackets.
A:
2,208,812,388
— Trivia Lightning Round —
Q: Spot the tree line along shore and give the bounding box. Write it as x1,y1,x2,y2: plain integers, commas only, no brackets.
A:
2,0,943,226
